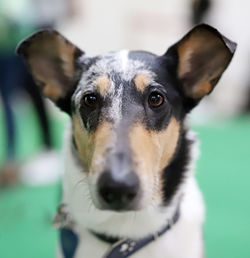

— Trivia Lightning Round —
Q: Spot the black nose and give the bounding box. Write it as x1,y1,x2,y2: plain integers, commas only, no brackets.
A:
98,171,139,210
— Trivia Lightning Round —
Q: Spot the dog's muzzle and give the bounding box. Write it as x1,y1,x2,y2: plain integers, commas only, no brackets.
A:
98,170,139,211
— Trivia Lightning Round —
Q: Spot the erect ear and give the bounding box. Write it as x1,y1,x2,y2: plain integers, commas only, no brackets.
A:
16,30,84,113
164,24,236,109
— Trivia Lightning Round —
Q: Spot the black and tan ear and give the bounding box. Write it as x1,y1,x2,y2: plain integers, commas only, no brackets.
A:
17,30,84,113
165,24,236,105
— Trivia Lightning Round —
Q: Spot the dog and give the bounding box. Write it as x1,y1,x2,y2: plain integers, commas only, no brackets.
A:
17,24,236,258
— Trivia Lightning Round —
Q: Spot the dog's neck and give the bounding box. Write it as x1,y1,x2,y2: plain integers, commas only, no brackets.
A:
61,124,198,240
57,203,181,258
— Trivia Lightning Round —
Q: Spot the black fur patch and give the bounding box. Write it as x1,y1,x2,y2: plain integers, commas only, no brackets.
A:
161,127,192,205
78,92,103,132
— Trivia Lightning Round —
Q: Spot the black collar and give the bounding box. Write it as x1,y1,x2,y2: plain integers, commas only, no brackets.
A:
57,205,180,258
91,206,180,258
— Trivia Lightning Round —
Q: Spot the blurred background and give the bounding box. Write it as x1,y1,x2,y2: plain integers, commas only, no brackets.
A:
0,0,249,257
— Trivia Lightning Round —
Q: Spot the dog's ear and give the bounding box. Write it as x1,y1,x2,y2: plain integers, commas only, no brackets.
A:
164,24,236,109
17,30,84,113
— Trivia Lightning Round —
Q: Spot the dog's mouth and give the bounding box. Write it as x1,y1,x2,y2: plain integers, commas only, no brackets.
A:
96,200,141,212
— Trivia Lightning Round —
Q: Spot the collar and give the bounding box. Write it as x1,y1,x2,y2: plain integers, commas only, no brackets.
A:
92,206,180,258
55,204,180,258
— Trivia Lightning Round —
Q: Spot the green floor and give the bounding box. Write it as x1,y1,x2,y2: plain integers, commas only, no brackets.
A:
0,104,249,258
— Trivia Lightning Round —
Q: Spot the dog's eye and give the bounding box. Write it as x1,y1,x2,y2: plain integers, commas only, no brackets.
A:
148,92,164,108
83,94,98,108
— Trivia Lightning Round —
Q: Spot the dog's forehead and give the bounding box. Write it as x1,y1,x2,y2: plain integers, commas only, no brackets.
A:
74,50,157,98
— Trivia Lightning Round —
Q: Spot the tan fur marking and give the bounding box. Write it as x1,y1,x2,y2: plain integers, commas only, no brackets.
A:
73,116,94,171
129,117,180,172
56,36,76,78
43,84,63,99
30,57,67,101
177,37,198,78
190,81,212,99
177,31,220,99
91,122,112,174
157,118,180,170
73,116,112,173
177,30,217,78
27,34,78,100
129,118,180,200
29,34,76,78
96,76,110,96
177,38,213,99
134,74,152,92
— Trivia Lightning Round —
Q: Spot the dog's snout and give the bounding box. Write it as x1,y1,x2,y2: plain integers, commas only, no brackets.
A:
98,171,139,210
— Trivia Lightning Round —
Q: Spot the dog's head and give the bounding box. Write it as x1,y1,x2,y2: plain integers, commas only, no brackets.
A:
17,25,236,212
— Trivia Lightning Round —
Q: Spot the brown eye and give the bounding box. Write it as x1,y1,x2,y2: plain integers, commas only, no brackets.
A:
84,94,98,108
148,92,164,108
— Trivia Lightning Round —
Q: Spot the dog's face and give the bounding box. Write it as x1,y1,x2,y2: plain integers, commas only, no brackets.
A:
18,25,236,211
70,50,183,211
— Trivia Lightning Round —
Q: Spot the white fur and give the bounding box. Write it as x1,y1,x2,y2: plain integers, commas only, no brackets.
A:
59,124,205,258
109,80,123,124
119,49,129,70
